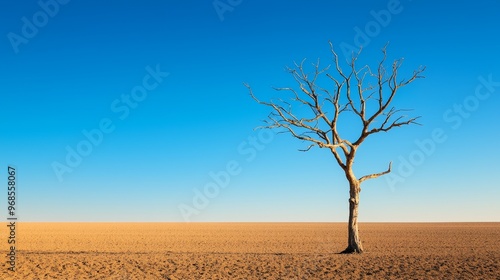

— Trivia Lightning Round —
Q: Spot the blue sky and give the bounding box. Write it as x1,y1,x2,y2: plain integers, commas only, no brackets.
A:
1,0,499,222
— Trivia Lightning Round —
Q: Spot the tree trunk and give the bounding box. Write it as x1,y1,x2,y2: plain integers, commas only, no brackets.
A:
341,181,364,254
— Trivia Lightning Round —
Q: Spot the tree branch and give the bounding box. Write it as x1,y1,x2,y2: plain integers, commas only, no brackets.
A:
246,42,424,185
245,84,344,152
358,162,392,183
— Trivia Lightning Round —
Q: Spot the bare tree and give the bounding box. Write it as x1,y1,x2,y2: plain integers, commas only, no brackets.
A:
245,43,425,253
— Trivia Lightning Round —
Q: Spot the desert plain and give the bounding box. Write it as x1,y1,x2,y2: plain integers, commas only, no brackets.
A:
0,222,498,279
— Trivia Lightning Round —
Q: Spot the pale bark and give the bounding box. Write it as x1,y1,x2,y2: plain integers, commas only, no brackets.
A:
342,179,363,253
247,42,425,253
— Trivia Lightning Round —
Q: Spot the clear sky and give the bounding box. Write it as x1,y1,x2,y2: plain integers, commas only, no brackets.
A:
1,0,499,222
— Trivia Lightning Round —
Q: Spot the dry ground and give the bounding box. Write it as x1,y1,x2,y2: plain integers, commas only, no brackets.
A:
0,223,498,279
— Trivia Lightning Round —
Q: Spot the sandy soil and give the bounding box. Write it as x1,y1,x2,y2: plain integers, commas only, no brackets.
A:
0,223,498,279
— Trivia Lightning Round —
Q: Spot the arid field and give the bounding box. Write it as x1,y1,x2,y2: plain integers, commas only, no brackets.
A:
0,223,498,279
